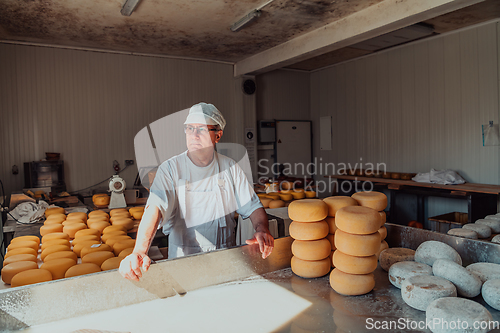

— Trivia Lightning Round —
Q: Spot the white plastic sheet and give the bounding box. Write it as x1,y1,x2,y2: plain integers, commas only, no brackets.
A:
412,169,466,185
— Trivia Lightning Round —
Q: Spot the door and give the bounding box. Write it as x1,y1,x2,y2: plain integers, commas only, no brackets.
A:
275,121,312,178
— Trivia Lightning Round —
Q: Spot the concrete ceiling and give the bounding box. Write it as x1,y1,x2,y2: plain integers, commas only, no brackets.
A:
0,0,499,75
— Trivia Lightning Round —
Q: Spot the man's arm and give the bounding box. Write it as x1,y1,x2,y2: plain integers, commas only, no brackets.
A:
245,207,274,259
119,205,161,281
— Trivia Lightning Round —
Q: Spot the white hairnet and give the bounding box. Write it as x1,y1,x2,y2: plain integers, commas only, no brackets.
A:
184,102,226,130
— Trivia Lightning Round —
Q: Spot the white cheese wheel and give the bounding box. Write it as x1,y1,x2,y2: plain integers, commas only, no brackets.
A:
4,247,37,259
322,196,358,217
82,251,115,267
484,215,500,221
41,239,70,252
325,217,337,234
40,245,72,261
447,228,478,239
351,191,387,211
11,235,40,246
11,269,52,287
426,297,493,333
475,219,500,233
41,232,69,243
269,200,286,209
378,248,415,271
289,221,329,241
40,258,77,279
101,257,123,271
288,199,328,222
291,256,331,278
332,250,377,275
1,261,39,284
329,268,375,296
414,241,462,266
40,224,64,236
378,226,387,240
292,239,331,261
462,223,492,239
492,235,500,244
481,279,500,311
466,263,500,283
335,206,382,235
65,263,101,278
334,229,380,257
3,254,37,267
432,259,482,298
401,275,457,311
43,251,78,263
388,261,432,289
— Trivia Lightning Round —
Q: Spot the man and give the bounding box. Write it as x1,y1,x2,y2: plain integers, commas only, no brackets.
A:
120,102,274,281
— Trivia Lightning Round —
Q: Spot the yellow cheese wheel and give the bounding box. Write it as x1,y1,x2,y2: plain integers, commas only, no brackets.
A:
106,235,132,248
72,235,101,247
82,251,115,267
67,212,88,221
379,211,386,226
294,189,305,193
305,191,316,198
335,206,382,235
269,200,286,209
330,250,335,265
129,206,144,214
291,192,306,200
3,254,37,267
288,199,328,222
63,223,87,239
289,221,329,241
88,221,111,233
93,196,110,207
101,257,123,271
332,250,377,275
11,235,40,245
7,240,38,252
43,251,78,263
62,218,85,226
41,239,70,252
1,261,39,284
325,217,337,234
5,247,37,259
111,218,134,230
257,193,268,198
260,198,272,208
323,196,358,217
266,194,281,201
80,243,113,258
378,226,387,240
132,211,143,220
281,181,294,190
334,229,381,257
42,232,69,243
291,239,331,261
74,228,101,238
45,207,65,217
11,269,52,287
118,247,134,258
73,240,101,257
101,230,127,243
329,268,375,296
40,224,64,236
278,193,293,201
326,233,336,251
113,239,136,256
351,191,388,211
110,213,132,222
110,208,129,216
40,258,77,279
376,240,389,258
44,219,64,226
291,256,331,278
87,215,110,223
102,225,128,234
65,263,101,278
45,213,66,221
40,245,72,261
88,210,109,217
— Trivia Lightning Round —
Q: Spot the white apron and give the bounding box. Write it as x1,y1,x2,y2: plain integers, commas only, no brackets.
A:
167,155,237,259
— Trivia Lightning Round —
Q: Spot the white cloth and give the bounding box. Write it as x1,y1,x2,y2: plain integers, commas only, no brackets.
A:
412,169,466,185
147,151,262,259
11,201,49,224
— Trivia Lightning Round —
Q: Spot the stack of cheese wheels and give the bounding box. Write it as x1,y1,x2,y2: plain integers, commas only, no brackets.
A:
289,199,331,278
351,191,388,258
129,206,145,220
109,209,134,231
322,196,359,263
330,205,382,296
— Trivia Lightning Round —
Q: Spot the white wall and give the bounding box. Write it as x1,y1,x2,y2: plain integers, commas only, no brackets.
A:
311,20,500,218
0,44,249,197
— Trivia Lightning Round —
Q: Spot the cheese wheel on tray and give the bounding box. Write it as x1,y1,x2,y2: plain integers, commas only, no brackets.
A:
11,235,40,245
334,229,380,257
65,263,101,278
447,228,478,239
329,268,375,296
73,240,101,257
101,257,123,271
11,269,52,287
5,247,37,259
462,223,492,239
82,251,115,267
492,235,500,244
40,245,72,261
109,208,129,216
481,279,500,311
269,200,286,209
388,261,432,289
291,256,331,278
432,259,482,298
475,219,500,233
414,241,462,266
80,243,113,258
113,239,136,256
288,199,328,222
45,207,65,217
291,192,305,200
67,212,87,221
43,251,78,263
322,196,358,217
335,206,382,235
75,228,101,238
111,218,134,230
40,258,76,279
89,221,111,233
106,235,132,248
72,235,100,247
304,191,316,198
40,224,64,236
466,263,500,283
7,240,38,252
63,223,87,239
289,221,329,241
102,230,127,243
3,254,37,267
1,261,39,284
292,239,331,261
378,248,415,271
41,239,70,252
118,247,134,258
42,232,69,243
401,275,457,311
88,210,108,217
351,191,387,211
332,250,377,275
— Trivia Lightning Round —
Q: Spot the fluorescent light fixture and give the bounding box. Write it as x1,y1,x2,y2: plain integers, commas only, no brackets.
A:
121,0,142,16
231,9,261,32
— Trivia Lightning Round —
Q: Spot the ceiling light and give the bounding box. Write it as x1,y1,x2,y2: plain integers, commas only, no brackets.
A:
121,0,142,16
231,9,262,32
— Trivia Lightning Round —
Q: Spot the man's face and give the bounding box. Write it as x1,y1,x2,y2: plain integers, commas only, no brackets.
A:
185,123,222,152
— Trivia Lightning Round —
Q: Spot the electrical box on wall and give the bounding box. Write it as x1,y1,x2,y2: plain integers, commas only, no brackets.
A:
258,120,276,143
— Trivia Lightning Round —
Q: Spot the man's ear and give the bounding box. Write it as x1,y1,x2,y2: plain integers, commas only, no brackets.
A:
215,131,223,143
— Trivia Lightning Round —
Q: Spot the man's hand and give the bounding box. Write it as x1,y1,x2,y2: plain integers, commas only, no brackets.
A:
246,230,274,259
119,252,151,281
